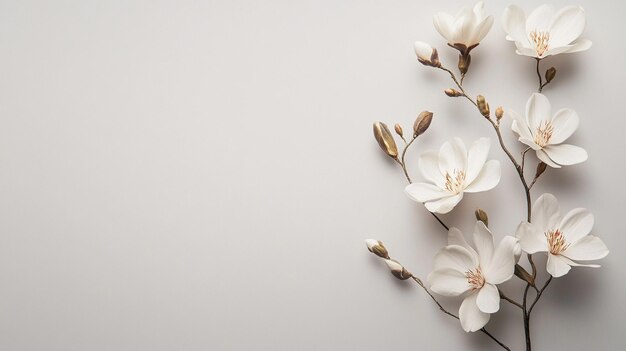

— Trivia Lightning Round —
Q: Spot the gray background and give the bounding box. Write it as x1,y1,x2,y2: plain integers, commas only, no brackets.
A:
0,0,623,350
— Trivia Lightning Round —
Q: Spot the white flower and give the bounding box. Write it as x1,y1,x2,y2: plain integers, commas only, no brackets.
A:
509,93,587,168
503,4,592,58
516,193,609,278
433,1,494,53
413,41,440,67
405,138,500,214
428,222,519,332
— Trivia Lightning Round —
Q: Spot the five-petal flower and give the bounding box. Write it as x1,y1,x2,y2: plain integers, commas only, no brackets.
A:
433,1,494,55
405,137,500,214
428,222,519,332
510,93,587,168
503,4,591,58
516,193,609,278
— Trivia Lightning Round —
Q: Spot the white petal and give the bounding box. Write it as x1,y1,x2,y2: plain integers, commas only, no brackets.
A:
485,236,517,284
503,5,527,42
476,283,500,314
536,149,560,168
544,45,576,57
414,41,434,61
448,227,479,258
473,221,494,269
470,16,493,44
473,1,486,19
405,183,449,202
546,253,571,277
453,7,476,45
531,193,561,231
542,144,588,166
464,160,500,193
563,235,609,261
559,256,601,268
549,108,579,144
516,221,547,254
515,45,540,58
549,6,586,47
439,138,468,175
566,38,592,53
526,4,555,33
459,293,490,332
428,268,472,296
465,137,490,184
425,193,463,214
510,110,533,142
418,150,444,187
525,93,551,131
433,13,455,42
433,245,479,272
558,208,594,243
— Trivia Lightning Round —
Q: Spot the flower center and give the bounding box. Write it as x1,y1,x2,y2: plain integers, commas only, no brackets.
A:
545,229,569,255
444,169,465,194
534,121,554,147
530,30,550,57
465,267,485,290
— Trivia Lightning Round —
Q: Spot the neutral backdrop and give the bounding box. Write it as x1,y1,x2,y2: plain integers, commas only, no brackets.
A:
0,0,624,350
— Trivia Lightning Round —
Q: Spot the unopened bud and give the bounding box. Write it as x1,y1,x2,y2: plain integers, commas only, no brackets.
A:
413,111,433,138
476,95,490,117
495,106,504,121
394,124,403,138
457,53,471,75
384,259,412,280
444,88,463,97
545,67,556,83
414,41,441,67
514,264,535,286
373,122,398,158
365,239,390,259
535,162,548,178
475,209,489,227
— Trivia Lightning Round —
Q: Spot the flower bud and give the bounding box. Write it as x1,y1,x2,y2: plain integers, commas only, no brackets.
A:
394,124,403,138
444,88,463,97
514,264,535,286
373,122,398,158
457,53,471,75
413,111,433,138
545,67,556,83
535,162,547,178
476,95,490,118
475,209,488,227
384,259,412,280
365,239,390,259
414,41,440,67
495,106,504,121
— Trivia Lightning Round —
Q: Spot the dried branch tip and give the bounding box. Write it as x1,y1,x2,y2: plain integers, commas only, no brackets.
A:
365,239,390,259
394,124,403,138
476,95,490,118
373,122,398,158
545,67,556,83
384,259,413,280
413,111,433,138
535,162,547,178
444,88,463,97
475,209,489,227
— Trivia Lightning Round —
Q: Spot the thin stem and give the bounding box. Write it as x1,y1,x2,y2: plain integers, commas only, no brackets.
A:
528,276,553,314
521,147,531,173
500,293,524,310
396,137,449,231
411,277,511,351
536,58,544,93
522,284,532,351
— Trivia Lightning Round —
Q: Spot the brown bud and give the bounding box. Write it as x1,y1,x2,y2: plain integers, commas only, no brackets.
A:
365,239,390,259
476,95,490,118
444,88,463,97
514,264,536,286
413,111,433,138
373,122,398,158
545,67,556,83
457,53,471,75
475,209,489,227
535,162,547,178
394,124,403,138
384,259,413,280
495,106,504,121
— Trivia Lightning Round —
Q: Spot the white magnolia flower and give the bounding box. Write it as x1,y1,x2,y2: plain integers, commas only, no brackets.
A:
405,138,500,214
503,4,592,58
433,1,494,54
510,93,587,168
428,222,519,332
516,193,609,278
